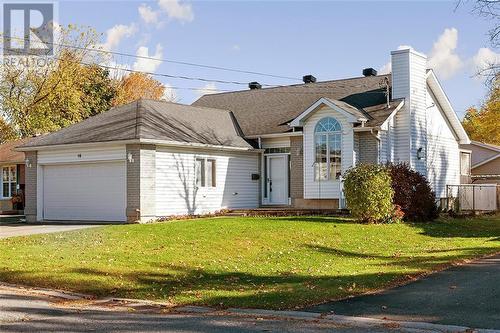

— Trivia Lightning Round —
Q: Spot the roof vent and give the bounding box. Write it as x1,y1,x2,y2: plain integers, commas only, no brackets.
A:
362,68,377,77
248,81,262,90
303,75,317,84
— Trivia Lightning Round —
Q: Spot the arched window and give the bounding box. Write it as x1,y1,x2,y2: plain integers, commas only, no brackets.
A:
314,117,342,180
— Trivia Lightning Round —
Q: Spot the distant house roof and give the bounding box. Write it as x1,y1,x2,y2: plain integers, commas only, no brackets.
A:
0,138,31,163
461,140,500,169
193,74,395,136
19,99,252,150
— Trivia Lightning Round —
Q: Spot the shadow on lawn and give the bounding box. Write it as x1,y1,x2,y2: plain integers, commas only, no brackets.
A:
1,243,498,310
411,216,500,239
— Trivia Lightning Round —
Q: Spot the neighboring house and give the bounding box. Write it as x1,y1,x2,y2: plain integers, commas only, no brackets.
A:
18,48,470,223
460,141,500,184
0,138,29,214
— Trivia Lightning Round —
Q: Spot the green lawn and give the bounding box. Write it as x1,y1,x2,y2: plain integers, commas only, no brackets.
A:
0,215,499,309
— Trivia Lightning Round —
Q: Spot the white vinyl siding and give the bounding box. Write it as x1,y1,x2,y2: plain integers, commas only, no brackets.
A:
392,53,411,164
426,90,460,198
303,105,354,199
37,145,126,164
156,147,259,216
261,137,290,149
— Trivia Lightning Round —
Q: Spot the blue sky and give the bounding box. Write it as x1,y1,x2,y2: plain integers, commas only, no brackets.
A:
59,0,499,118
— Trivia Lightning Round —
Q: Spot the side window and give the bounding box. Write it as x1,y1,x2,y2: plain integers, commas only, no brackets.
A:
196,158,216,187
460,152,471,176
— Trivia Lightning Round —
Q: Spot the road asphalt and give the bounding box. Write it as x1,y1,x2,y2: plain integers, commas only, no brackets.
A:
305,253,500,330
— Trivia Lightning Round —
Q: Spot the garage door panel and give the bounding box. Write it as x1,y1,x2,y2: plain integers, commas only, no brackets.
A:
43,162,126,221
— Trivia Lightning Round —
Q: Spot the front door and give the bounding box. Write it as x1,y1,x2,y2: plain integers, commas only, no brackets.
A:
267,155,288,204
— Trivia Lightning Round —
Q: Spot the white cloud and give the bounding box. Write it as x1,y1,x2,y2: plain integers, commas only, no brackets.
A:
158,0,194,23
133,43,163,73
471,47,500,74
378,45,414,74
196,83,219,97
106,60,131,80
138,4,160,25
162,83,178,102
101,23,137,51
427,28,463,79
232,44,241,51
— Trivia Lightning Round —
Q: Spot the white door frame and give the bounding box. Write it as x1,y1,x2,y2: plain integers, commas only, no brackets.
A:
263,154,289,205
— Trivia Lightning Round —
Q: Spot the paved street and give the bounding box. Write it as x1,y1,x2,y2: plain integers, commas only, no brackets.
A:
306,254,500,330
1,285,487,333
0,223,99,239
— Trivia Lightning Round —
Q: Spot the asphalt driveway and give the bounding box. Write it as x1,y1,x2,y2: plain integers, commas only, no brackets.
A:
0,224,98,239
305,253,500,330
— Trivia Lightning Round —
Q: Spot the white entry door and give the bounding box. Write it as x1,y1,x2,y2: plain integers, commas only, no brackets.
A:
267,155,288,204
42,161,127,221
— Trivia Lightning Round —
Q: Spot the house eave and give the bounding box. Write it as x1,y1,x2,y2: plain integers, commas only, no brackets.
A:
471,154,500,169
426,70,470,144
245,132,303,139
16,138,259,153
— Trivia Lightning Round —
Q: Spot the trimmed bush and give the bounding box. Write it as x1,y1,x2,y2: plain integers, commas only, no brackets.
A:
344,164,394,223
387,163,438,222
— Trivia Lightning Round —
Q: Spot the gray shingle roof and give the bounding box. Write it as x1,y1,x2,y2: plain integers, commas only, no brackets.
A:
20,99,252,149
193,74,397,136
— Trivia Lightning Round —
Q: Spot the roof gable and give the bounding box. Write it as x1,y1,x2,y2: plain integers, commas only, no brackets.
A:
290,98,368,127
426,70,470,144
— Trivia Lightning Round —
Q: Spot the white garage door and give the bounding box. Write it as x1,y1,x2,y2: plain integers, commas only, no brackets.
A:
43,162,127,221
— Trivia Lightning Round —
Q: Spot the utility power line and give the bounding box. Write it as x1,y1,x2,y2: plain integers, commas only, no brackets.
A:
3,35,302,81
2,45,388,97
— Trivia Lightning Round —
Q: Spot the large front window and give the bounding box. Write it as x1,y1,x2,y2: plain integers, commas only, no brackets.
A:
314,117,341,181
1,166,17,198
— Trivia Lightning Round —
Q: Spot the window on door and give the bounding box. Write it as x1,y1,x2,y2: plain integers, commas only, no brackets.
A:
1,166,17,198
196,158,216,187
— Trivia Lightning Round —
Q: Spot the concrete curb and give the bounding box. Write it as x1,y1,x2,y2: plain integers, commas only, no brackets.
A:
227,308,500,333
1,282,498,332
0,282,91,300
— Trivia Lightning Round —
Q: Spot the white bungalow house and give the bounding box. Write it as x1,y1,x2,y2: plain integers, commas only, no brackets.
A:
18,48,470,223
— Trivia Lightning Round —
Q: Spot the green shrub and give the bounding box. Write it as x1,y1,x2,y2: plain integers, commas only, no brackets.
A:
387,163,438,222
343,164,394,223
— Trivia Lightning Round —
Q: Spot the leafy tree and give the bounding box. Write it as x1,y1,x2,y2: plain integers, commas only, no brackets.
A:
0,118,16,144
0,25,109,138
462,78,500,145
80,65,117,117
112,72,168,106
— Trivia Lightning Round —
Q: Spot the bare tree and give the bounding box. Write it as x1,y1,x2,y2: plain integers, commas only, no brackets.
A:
457,0,500,84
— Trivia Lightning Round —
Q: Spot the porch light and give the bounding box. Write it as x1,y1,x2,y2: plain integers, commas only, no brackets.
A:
417,147,424,160
25,158,32,168
127,152,134,163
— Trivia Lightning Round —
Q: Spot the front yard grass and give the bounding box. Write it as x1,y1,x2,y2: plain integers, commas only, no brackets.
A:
0,215,499,309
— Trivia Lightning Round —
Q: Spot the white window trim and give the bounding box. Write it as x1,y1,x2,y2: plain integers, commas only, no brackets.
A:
314,117,342,181
195,158,216,188
460,151,471,176
1,165,17,199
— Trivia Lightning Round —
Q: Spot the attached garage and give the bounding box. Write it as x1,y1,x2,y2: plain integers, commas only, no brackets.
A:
41,161,127,222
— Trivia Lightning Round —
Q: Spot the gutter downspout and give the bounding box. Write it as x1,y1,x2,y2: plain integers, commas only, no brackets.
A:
370,128,381,164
